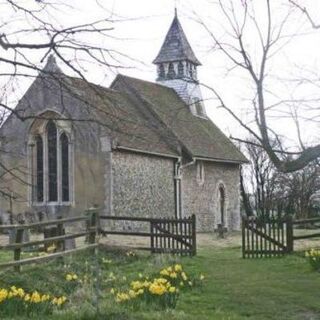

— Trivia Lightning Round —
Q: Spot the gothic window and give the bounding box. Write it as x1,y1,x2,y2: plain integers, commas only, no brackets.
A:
30,117,72,204
167,63,176,79
47,120,58,202
60,133,69,202
178,62,184,77
36,135,43,202
159,64,165,79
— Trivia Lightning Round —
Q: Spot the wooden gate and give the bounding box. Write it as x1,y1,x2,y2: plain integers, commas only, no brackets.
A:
150,216,196,256
100,215,197,256
242,216,293,258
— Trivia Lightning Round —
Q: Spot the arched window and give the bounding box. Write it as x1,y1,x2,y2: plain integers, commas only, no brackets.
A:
60,132,69,202
178,62,184,77
36,135,43,202
167,63,176,79
159,64,165,79
30,116,72,205
47,120,58,202
219,186,225,226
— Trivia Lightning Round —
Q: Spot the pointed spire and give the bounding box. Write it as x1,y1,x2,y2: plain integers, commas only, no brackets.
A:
153,13,201,66
43,54,61,73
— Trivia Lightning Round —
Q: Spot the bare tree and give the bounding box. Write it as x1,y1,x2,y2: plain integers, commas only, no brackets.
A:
0,0,132,112
242,138,320,219
0,1,141,209
195,0,320,172
277,161,320,219
245,139,279,218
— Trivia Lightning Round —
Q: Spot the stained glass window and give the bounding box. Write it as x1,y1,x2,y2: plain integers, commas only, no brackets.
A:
60,133,69,202
47,120,58,202
36,135,43,202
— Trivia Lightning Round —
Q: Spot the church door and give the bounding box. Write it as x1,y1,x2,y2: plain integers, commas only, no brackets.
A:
219,186,225,226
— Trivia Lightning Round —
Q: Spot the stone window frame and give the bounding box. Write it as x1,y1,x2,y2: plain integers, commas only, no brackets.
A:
27,110,74,207
196,161,205,185
214,181,229,229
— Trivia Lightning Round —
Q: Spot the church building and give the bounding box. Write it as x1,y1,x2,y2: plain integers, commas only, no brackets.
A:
0,12,247,231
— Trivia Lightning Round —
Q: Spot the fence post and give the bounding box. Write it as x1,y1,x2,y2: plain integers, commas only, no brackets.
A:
286,216,293,253
191,214,197,256
86,208,99,245
14,228,24,272
57,217,65,252
241,216,246,258
150,221,155,254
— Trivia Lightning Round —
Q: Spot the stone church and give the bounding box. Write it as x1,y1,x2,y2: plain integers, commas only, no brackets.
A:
0,13,247,231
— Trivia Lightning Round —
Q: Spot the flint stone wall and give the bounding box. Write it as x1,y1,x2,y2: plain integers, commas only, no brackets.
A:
182,162,241,232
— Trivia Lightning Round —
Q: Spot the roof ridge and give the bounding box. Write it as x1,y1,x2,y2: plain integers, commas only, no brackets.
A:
111,75,193,157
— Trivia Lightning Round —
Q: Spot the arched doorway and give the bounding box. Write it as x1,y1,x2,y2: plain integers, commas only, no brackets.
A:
218,185,225,226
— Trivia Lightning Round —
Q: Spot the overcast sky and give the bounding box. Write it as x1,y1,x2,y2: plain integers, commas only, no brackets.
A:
1,0,319,151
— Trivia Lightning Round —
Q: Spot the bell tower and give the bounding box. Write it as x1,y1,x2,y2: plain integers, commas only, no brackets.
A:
153,10,206,117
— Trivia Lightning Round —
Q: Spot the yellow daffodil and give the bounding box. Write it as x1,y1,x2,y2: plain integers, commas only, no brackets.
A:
169,286,176,293
66,274,73,281
174,264,182,272
181,272,188,281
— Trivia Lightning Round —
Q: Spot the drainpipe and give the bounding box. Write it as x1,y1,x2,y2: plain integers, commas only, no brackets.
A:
180,158,196,171
174,158,196,218
174,158,182,219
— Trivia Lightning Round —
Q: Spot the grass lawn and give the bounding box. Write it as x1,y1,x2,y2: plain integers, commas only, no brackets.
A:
0,244,320,319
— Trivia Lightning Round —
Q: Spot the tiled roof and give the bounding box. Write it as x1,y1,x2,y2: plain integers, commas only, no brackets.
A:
66,77,181,157
153,14,201,66
111,75,248,163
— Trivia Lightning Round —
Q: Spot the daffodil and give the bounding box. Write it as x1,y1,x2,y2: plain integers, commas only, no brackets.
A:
174,264,182,272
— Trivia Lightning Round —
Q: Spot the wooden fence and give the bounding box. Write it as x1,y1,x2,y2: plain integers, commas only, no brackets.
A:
100,215,196,256
242,216,293,258
0,209,99,272
0,212,197,271
242,216,320,258
292,217,320,251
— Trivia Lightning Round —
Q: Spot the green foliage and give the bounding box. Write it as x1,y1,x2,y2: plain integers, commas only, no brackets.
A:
305,248,320,271
1,246,320,319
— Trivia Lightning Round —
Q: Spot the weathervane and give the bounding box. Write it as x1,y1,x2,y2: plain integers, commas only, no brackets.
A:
174,0,178,17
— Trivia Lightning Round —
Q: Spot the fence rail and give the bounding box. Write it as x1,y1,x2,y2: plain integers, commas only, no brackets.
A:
242,216,292,258
242,216,320,258
100,215,196,256
0,209,99,272
292,217,320,244
0,212,197,271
